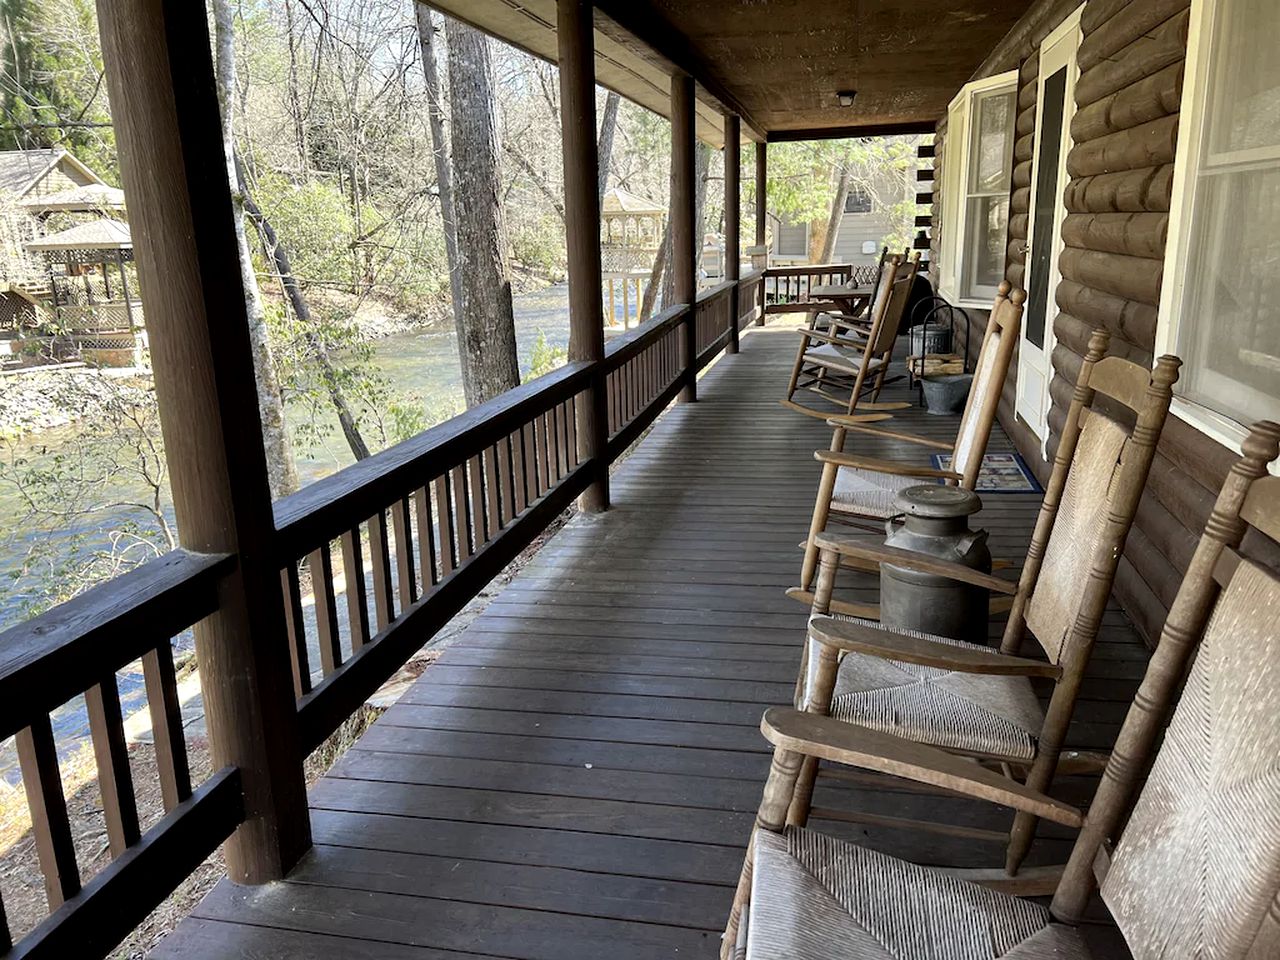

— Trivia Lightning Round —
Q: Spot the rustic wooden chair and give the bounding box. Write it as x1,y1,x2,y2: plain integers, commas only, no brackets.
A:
787,330,1181,877
788,280,1024,614
782,252,920,421
723,420,1280,959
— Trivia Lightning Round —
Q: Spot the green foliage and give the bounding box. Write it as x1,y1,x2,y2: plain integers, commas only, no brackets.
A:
0,0,116,174
524,329,566,382
509,213,566,278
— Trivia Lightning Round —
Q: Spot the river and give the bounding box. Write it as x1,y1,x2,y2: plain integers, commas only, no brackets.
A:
0,283,610,779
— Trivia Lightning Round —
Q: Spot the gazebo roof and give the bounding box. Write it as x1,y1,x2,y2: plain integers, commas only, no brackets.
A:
602,187,665,217
25,219,132,252
21,184,126,213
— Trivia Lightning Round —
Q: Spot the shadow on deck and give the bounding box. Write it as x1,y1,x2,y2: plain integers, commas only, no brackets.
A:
154,323,1142,959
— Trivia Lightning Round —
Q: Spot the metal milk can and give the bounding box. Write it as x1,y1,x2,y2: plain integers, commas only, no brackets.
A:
880,485,991,644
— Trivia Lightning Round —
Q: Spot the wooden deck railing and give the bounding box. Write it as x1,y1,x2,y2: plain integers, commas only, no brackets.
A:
0,270,762,956
761,261,879,315
0,550,245,958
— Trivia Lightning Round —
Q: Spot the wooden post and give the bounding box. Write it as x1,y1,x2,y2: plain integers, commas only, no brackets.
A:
97,0,310,882
558,0,609,511
671,74,696,402
724,114,741,354
755,140,767,325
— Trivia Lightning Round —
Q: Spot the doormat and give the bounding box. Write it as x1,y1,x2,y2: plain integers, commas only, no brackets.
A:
931,452,1043,493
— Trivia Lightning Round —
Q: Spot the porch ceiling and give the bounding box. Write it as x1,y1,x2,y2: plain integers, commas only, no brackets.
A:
421,0,1034,145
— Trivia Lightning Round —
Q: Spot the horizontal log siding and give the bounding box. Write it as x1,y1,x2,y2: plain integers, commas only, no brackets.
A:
936,0,1266,647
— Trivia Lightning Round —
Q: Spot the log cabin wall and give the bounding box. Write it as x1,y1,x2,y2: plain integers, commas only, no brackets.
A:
934,0,1278,646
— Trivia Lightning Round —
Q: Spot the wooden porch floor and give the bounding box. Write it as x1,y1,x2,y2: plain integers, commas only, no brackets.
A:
154,323,1141,958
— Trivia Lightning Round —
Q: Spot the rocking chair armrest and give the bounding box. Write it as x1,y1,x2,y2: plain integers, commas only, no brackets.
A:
760,708,1084,828
813,448,962,480
796,328,867,348
807,615,1059,677
811,532,1019,596
823,418,955,451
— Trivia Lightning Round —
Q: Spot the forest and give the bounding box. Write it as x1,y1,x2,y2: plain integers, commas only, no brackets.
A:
0,0,922,622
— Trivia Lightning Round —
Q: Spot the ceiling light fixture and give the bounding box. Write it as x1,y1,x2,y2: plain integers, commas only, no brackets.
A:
836,90,857,107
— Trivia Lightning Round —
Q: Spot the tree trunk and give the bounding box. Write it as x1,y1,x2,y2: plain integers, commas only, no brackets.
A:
211,0,298,498
640,220,668,321
658,141,712,310
415,6,465,345
239,160,372,462
597,91,620,205
283,0,308,170
445,20,521,407
818,163,850,264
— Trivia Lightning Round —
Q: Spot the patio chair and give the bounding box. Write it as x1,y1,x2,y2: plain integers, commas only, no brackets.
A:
782,252,920,421
723,420,1280,959
788,280,1024,614
787,330,1181,875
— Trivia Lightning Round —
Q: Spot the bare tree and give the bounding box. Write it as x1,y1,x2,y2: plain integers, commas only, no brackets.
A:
211,0,298,498
598,90,620,204
817,163,851,264
445,20,520,406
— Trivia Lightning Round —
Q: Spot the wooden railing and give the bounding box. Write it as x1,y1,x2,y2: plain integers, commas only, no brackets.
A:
762,262,880,315
0,550,244,957
0,270,763,957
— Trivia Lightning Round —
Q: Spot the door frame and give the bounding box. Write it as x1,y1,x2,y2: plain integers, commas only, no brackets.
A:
1016,4,1085,455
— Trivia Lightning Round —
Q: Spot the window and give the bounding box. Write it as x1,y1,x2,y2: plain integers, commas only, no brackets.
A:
844,186,872,214
939,71,1017,305
1159,0,1280,450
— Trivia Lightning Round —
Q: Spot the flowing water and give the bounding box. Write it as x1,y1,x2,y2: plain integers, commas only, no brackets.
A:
0,283,587,779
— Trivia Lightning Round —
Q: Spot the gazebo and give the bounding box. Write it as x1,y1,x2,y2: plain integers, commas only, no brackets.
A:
601,186,665,327
20,183,127,216
24,218,144,365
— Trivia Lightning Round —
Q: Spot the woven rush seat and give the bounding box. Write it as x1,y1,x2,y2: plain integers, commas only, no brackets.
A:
802,342,884,377
742,827,1092,960
826,616,1045,761
829,465,922,518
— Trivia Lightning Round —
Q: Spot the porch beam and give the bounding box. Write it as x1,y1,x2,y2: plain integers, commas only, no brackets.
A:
558,0,609,512
671,74,697,403
723,113,740,354
97,0,310,882
767,120,938,143
592,0,765,141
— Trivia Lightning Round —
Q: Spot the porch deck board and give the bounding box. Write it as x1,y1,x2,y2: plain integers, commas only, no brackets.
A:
153,324,1138,959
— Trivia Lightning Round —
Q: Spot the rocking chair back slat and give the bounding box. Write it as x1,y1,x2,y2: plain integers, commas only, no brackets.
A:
951,283,1024,488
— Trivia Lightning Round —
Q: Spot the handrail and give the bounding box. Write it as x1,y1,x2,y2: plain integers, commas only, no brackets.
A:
602,302,687,371
763,262,853,277
273,359,593,555
0,549,233,741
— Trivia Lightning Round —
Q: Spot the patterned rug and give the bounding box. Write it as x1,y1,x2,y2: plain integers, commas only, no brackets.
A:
931,452,1042,493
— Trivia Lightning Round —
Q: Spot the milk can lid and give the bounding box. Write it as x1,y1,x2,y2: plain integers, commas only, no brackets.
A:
896,484,982,518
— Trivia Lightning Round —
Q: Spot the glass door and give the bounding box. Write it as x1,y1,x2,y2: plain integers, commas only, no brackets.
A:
1016,7,1083,451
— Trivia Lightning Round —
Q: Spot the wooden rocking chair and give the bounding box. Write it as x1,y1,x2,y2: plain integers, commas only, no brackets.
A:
723,421,1280,959
787,331,1181,876
788,280,1024,614
782,252,920,421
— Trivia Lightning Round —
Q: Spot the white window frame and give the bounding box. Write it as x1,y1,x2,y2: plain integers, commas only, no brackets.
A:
938,69,1018,308
1157,0,1280,461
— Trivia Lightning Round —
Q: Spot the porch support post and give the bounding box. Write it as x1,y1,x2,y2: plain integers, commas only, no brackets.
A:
557,0,609,512
755,140,767,324
97,0,310,882
671,73,697,403
723,114,741,354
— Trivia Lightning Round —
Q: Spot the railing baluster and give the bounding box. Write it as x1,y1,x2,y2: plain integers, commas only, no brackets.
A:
412,487,438,592
556,403,571,476
467,456,486,549
496,436,515,524
451,465,472,561
535,414,551,494
511,430,529,514
142,638,192,813
485,444,502,533
308,544,342,675
566,399,579,467
340,529,370,650
434,475,455,576
367,509,395,628
17,715,80,909
280,565,311,697
86,673,141,856
391,496,418,605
